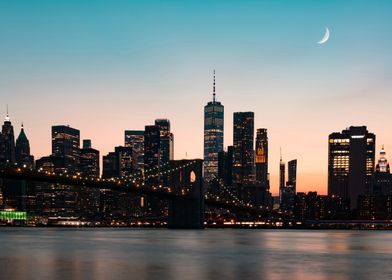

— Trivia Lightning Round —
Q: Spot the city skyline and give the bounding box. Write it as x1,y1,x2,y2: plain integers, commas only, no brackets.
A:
1,1,392,195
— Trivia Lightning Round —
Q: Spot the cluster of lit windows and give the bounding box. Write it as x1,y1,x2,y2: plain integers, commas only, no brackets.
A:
329,138,350,144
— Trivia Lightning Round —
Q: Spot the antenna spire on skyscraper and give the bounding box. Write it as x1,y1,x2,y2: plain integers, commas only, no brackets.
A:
5,104,10,122
280,147,282,162
213,69,216,102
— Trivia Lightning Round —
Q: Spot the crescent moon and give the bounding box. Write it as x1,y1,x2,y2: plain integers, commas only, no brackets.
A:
317,27,330,44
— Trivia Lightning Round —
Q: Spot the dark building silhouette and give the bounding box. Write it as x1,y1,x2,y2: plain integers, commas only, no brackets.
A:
279,151,285,203
102,146,133,179
34,125,81,216
294,192,349,220
255,129,269,191
0,111,16,167
125,130,144,173
203,70,224,182
144,125,160,172
1,121,35,212
52,125,80,172
115,146,133,177
218,145,233,186
78,139,100,214
15,124,34,169
101,146,133,216
358,194,392,220
35,155,78,215
288,159,297,192
233,112,254,185
280,185,295,213
155,119,174,164
102,152,118,179
328,126,375,209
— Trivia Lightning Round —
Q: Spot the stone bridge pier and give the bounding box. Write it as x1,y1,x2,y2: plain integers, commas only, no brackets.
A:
168,159,204,229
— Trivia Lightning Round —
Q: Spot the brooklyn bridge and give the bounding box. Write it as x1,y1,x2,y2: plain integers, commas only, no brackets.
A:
0,159,280,229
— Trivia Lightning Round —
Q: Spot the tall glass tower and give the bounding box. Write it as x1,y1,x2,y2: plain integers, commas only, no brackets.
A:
232,111,254,185
203,70,224,182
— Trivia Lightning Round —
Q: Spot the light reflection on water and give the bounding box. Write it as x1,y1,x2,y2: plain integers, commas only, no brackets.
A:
1,228,392,280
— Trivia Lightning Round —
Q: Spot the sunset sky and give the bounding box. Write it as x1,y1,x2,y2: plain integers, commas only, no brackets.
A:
1,0,392,195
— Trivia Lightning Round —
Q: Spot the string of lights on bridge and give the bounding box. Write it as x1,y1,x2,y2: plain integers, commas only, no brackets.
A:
30,160,199,194
12,160,256,208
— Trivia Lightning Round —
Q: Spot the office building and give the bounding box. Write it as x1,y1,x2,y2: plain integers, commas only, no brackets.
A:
255,129,269,191
233,112,254,185
288,159,297,193
218,146,233,186
203,70,224,182
52,125,80,172
328,126,375,209
125,130,144,173
155,119,174,164
144,125,160,172
15,124,34,169
78,140,100,214
0,110,16,167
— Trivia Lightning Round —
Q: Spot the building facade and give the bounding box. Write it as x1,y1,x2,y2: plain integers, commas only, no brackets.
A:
125,130,144,173
255,128,269,191
374,146,392,195
155,119,174,164
232,112,254,186
15,124,34,169
328,126,375,209
288,159,297,192
203,71,224,182
52,125,80,172
0,112,16,167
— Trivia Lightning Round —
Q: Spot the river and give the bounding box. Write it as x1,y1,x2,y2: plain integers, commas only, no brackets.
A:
0,228,391,279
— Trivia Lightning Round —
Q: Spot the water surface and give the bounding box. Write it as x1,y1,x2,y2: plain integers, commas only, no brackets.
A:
0,228,391,280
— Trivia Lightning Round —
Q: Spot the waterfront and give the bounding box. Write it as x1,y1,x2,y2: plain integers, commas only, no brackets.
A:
0,229,392,280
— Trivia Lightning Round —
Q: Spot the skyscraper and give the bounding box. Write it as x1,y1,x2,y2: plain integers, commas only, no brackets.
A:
374,146,392,195
125,130,144,173
78,139,100,214
376,146,390,173
0,110,16,167
232,112,254,185
2,122,34,212
115,146,133,177
34,125,81,216
144,125,160,172
288,159,297,193
279,150,285,203
328,126,375,209
79,139,99,178
52,125,80,172
255,129,269,191
203,70,224,182
155,119,174,164
15,124,34,169
218,146,233,186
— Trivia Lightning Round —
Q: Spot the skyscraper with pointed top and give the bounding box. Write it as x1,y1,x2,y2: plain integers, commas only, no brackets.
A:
15,123,34,169
279,148,285,203
0,108,16,167
203,70,224,182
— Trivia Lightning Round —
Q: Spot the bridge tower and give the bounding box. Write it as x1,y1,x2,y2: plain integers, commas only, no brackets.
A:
168,159,204,229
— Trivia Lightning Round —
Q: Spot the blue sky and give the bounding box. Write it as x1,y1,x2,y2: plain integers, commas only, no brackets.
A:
1,0,391,193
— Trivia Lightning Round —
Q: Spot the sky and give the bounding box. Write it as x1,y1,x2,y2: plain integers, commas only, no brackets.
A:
0,0,392,195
